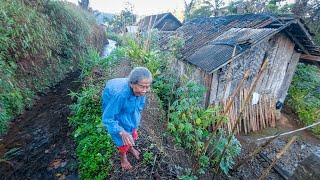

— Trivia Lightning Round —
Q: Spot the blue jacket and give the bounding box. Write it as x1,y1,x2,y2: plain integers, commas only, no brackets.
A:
101,78,146,147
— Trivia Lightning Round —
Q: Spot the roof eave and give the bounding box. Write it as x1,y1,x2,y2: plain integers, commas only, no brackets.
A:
207,21,296,74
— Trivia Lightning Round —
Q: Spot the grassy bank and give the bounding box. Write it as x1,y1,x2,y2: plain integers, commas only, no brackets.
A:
0,0,106,134
286,63,320,135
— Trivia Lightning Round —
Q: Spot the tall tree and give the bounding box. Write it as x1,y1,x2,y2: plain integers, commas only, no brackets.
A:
109,2,136,33
78,0,89,10
189,5,212,18
184,0,224,21
226,0,292,14
292,0,320,45
203,0,225,16
184,0,197,21
226,0,320,44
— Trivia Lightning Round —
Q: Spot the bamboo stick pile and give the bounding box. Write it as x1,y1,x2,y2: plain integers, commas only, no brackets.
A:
221,88,276,134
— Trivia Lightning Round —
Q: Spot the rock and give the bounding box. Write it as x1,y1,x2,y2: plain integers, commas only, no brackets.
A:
290,150,320,179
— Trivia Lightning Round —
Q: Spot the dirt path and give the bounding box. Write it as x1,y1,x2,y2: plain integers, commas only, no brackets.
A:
105,59,193,179
0,71,81,179
2,56,316,179
0,57,192,180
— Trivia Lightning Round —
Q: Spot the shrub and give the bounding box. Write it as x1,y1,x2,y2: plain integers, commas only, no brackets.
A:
69,84,115,180
286,63,320,135
69,48,126,179
125,36,241,176
0,0,105,134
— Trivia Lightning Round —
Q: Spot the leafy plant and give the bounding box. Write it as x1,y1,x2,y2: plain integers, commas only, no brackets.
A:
69,82,116,179
168,35,185,59
124,36,241,176
142,151,154,165
179,168,198,180
210,129,241,175
68,47,128,179
286,63,320,135
0,0,105,135
167,81,239,175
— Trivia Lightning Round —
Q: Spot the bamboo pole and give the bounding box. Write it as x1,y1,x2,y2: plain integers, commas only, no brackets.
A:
257,120,320,141
214,59,269,175
225,71,250,114
260,98,265,129
203,70,250,155
258,136,297,180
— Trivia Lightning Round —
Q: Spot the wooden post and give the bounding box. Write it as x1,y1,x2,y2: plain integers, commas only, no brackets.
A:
214,59,269,175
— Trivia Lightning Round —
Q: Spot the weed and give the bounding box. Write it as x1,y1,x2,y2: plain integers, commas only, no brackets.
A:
142,151,154,165
286,63,320,135
68,48,127,179
124,36,241,176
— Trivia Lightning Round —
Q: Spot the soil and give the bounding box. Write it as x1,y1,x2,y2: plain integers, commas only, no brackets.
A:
1,55,319,180
0,71,81,179
106,59,194,179
232,106,320,179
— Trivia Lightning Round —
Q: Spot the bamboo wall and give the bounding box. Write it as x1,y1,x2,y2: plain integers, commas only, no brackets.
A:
210,33,300,133
221,88,277,134
172,32,301,134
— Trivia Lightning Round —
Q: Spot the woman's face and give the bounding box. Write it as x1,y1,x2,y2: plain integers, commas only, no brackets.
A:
130,78,152,96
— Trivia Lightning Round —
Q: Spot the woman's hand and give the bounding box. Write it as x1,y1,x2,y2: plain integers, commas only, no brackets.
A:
119,131,134,146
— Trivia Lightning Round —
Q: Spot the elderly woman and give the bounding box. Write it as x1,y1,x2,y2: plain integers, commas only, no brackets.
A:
102,67,152,170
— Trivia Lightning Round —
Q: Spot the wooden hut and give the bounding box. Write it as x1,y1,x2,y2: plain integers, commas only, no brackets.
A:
160,14,320,134
138,13,182,32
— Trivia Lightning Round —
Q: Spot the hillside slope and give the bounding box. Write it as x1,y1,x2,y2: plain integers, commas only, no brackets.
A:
0,0,107,134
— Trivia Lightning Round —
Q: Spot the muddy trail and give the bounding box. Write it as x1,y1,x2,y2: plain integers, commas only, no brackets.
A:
0,71,81,179
0,56,318,179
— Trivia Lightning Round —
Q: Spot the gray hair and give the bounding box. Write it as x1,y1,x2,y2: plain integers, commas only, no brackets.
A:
128,67,152,84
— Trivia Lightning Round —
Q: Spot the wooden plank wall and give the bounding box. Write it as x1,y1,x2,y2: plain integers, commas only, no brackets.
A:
277,52,300,102
210,33,300,134
170,33,300,134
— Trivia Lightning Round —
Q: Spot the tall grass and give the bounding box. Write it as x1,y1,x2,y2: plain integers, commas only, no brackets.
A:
0,0,106,134
286,63,320,135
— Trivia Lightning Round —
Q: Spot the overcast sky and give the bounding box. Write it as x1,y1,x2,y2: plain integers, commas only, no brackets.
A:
65,0,186,15
65,0,296,16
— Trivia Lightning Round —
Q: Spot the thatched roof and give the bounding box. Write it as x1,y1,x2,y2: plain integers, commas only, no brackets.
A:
138,13,182,32
160,13,320,73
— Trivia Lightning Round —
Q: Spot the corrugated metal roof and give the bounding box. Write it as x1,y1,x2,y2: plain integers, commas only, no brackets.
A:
163,13,320,72
186,28,277,73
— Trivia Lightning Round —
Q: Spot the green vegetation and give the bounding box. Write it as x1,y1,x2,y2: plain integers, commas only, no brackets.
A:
168,82,241,175
0,0,105,134
142,151,154,165
286,63,320,135
126,33,241,177
69,48,126,179
68,31,241,178
106,2,136,33
69,84,115,179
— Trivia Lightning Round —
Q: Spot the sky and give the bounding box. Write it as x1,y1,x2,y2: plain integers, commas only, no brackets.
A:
65,0,296,16
65,0,186,16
